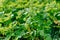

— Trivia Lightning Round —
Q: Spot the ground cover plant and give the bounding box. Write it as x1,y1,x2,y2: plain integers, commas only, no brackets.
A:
0,0,60,40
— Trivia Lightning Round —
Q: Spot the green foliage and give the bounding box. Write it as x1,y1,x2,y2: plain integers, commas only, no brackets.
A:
0,0,60,40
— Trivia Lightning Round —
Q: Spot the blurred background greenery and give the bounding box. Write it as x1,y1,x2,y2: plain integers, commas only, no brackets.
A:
0,0,60,40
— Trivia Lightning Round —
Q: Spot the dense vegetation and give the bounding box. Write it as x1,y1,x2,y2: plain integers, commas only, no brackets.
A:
0,0,60,40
